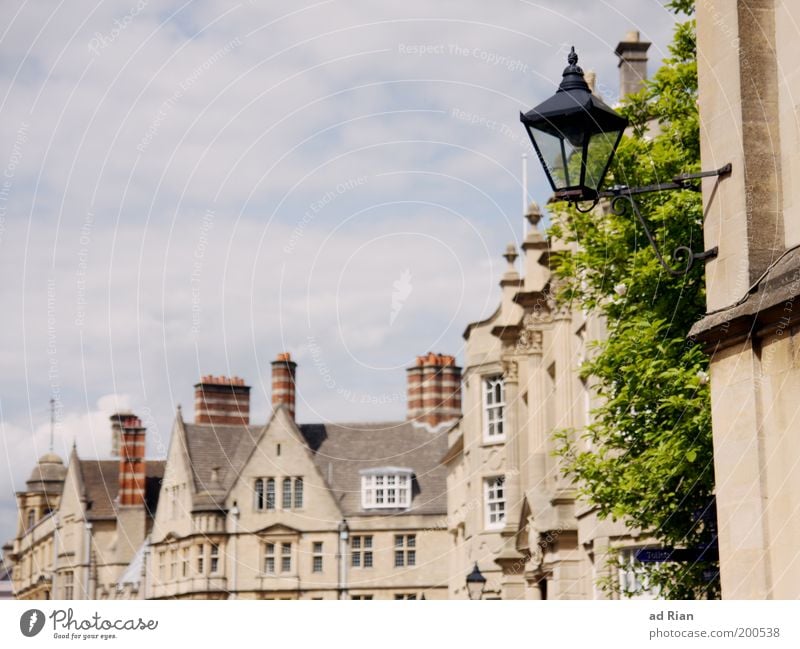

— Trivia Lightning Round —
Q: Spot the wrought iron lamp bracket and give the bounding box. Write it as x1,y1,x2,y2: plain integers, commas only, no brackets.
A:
569,163,731,276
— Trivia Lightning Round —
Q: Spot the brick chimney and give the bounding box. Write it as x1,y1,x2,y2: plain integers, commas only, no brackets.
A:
194,375,250,425
119,416,146,507
407,352,461,427
271,353,297,419
109,411,134,457
615,30,651,98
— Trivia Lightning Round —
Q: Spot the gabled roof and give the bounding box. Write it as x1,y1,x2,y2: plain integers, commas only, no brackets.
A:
299,420,448,517
181,418,448,517
77,460,165,521
182,423,264,509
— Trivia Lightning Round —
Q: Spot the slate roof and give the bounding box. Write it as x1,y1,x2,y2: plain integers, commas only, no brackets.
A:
78,460,165,521
181,419,448,517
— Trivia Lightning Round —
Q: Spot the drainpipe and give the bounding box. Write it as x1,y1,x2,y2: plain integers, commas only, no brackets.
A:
51,512,60,598
337,519,349,600
84,522,94,599
142,537,151,600
229,505,240,599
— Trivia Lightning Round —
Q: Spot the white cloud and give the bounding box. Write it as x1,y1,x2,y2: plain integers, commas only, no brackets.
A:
0,0,680,545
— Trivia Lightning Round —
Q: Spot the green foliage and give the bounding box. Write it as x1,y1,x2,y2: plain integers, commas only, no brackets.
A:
548,8,718,599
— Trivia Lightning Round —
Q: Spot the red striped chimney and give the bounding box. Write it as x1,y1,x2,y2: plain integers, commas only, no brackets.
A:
407,352,462,427
119,416,146,507
194,375,250,425
271,353,297,419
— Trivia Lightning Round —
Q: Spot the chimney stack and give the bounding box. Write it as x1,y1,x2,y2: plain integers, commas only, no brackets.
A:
271,353,297,419
194,375,251,425
407,352,461,427
615,30,651,98
109,411,134,457
119,416,146,507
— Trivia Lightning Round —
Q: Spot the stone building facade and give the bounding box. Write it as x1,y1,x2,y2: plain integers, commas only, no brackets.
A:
9,433,164,600
444,32,662,601
690,0,800,599
8,353,458,600
444,204,656,600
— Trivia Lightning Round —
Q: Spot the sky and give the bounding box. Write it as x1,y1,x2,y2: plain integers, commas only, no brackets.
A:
0,0,680,546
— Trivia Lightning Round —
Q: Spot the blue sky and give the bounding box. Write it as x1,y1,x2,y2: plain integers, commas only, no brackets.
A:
0,0,679,546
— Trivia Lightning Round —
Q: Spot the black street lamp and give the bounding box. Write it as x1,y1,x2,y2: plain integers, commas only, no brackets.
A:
466,562,487,600
520,47,731,276
520,47,627,205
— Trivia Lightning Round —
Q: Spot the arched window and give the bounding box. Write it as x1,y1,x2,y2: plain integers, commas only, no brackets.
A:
266,478,275,510
26,509,36,529
254,478,264,510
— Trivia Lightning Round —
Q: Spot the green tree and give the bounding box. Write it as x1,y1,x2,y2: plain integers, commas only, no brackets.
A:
549,1,718,599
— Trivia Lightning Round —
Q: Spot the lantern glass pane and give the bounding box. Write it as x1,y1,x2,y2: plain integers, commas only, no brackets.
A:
527,125,577,191
584,129,621,192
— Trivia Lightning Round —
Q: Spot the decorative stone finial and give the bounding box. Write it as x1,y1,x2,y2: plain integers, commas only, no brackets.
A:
503,243,518,268
525,201,542,229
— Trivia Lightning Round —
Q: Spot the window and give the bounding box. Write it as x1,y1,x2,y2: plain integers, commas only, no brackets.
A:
361,469,412,509
264,543,275,574
394,535,416,567
312,542,323,573
351,535,373,568
158,551,166,581
266,478,275,510
255,479,264,510
351,594,373,600
197,544,205,574
281,543,292,572
485,476,506,529
282,478,292,509
64,570,74,599
483,375,505,441
170,549,177,580
182,548,189,577
27,509,36,529
394,593,417,600
619,548,659,599
210,543,219,574
294,478,304,509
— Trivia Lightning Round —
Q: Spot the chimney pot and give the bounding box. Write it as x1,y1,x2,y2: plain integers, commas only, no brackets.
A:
118,413,146,507
271,353,298,420
407,352,461,427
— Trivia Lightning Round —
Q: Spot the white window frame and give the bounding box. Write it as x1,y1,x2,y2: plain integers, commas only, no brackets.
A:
360,467,413,509
482,375,506,442
484,476,506,530
618,548,660,600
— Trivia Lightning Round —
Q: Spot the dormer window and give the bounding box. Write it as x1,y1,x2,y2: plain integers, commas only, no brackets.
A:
361,468,413,509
